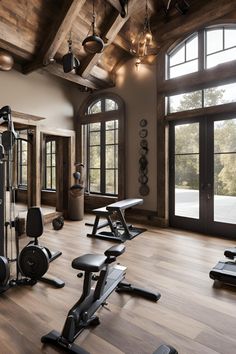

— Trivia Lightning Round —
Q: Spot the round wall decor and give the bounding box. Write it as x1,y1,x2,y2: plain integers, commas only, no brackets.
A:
138,119,150,196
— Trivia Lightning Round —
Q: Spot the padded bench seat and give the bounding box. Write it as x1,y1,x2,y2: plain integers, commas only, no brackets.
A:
72,254,106,272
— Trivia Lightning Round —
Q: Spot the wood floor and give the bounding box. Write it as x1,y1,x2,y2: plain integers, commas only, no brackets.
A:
1,214,236,354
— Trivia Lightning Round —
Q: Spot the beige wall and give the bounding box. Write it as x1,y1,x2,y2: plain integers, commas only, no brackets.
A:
84,59,158,211
1,62,158,212
0,67,80,130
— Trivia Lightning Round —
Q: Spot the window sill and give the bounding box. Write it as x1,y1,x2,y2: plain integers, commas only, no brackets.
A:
41,189,56,193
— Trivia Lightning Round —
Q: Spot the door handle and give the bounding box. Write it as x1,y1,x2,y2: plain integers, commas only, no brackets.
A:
207,183,212,199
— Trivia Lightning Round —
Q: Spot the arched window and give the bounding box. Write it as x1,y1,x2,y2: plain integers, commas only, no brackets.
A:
167,25,236,80
166,25,236,114
78,94,125,200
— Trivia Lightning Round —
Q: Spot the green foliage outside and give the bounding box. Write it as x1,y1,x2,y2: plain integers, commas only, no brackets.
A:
175,88,236,196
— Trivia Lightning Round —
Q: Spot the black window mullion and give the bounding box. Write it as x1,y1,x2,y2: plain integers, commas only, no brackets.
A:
101,122,106,194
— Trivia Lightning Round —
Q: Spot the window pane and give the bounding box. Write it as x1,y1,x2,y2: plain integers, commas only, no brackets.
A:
105,99,118,111
46,154,51,166
106,170,115,194
204,83,236,107
106,130,115,144
115,145,118,168
89,131,100,145
46,168,51,188
175,123,199,154
115,170,118,195
169,45,185,66
186,35,198,61
169,59,198,79
106,120,115,130
214,154,236,224
51,167,56,189
106,146,115,168
88,100,102,114
51,141,56,153
169,90,202,113
46,142,51,153
90,169,100,193
22,166,27,185
89,146,100,168
225,28,236,49
22,151,27,164
214,119,236,153
206,47,236,68
89,122,101,131
51,153,56,166
206,29,223,55
175,155,199,219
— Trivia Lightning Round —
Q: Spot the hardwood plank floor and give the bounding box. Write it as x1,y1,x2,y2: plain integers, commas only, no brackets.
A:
1,214,236,354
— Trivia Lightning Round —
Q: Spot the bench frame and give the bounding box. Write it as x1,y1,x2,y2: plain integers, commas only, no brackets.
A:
87,198,146,242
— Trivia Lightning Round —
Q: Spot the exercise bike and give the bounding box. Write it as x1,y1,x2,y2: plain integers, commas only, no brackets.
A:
41,244,164,354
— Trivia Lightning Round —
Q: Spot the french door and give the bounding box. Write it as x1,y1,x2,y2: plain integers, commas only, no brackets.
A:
169,116,236,238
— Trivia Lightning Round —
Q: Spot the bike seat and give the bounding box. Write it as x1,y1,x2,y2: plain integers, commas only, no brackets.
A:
104,244,125,258
72,254,107,272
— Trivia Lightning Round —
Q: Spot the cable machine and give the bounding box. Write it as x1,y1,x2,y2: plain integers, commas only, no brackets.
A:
0,105,64,292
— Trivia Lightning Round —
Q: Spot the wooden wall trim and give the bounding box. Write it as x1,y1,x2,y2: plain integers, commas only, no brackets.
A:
158,60,236,96
166,102,236,122
12,110,46,122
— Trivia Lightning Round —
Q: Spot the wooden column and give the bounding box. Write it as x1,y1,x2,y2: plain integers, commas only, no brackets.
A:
156,47,169,226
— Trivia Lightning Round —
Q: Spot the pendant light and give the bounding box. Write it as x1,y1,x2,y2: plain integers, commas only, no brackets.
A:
62,33,80,73
0,50,14,71
132,0,153,71
82,0,104,54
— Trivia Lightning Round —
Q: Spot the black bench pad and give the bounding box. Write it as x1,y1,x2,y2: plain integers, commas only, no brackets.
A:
106,198,143,211
104,244,125,257
72,254,106,272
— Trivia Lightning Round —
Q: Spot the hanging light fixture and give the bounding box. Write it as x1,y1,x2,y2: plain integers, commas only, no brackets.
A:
62,32,80,73
131,0,153,70
82,0,104,54
0,50,14,71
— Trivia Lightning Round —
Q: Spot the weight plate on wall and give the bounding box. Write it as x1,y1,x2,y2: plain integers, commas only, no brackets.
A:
139,184,150,196
139,167,148,175
139,156,148,169
139,119,147,127
140,139,148,148
139,129,148,138
138,175,148,184
139,147,148,155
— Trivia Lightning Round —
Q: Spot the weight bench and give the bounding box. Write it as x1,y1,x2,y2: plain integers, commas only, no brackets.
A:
87,198,146,242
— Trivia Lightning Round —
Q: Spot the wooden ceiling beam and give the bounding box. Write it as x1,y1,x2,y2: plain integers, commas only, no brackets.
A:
0,39,34,62
23,0,86,74
43,62,105,90
155,0,236,45
79,0,138,78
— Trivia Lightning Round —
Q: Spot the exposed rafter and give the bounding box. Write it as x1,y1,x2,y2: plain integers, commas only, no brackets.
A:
79,0,138,79
155,0,236,45
42,62,114,90
23,0,86,74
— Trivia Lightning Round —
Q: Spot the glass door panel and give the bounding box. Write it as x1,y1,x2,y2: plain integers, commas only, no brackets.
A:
214,118,236,224
174,123,200,219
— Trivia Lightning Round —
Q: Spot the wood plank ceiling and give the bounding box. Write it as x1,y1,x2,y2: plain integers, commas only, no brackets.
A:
1,0,236,90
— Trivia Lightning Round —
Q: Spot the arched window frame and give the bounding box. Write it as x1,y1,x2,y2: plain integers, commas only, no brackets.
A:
166,24,236,80
77,93,125,207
